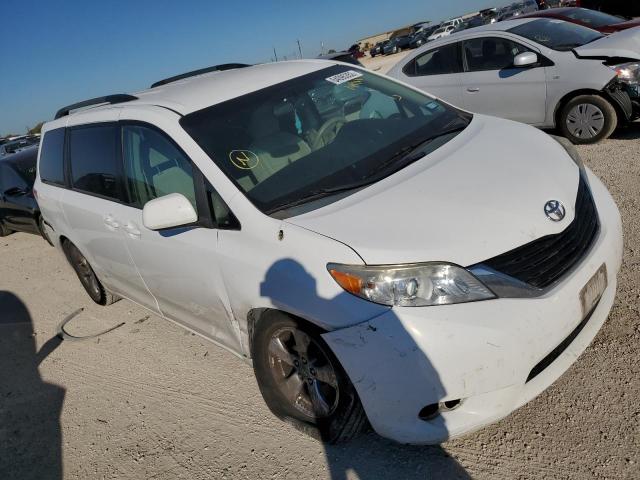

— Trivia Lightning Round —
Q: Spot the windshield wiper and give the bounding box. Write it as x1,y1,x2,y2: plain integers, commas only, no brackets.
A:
265,122,468,215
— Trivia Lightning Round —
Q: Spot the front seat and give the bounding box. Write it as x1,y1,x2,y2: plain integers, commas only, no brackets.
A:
239,103,311,190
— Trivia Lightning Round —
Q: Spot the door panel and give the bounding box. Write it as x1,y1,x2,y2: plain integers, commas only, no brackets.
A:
460,37,547,125
119,123,241,351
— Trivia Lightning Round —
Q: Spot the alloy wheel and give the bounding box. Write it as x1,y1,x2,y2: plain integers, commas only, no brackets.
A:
267,326,339,419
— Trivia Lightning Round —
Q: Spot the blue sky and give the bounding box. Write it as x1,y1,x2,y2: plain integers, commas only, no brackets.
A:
0,0,504,135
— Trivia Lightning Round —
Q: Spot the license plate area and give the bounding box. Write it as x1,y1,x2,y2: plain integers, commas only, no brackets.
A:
580,263,607,317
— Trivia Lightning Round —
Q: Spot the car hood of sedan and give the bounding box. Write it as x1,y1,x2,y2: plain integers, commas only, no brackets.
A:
574,26,640,59
286,115,581,267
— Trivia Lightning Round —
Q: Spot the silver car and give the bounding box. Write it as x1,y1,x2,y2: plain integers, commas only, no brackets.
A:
388,18,640,143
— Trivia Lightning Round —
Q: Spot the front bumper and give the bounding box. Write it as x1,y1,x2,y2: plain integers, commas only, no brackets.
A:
322,170,623,444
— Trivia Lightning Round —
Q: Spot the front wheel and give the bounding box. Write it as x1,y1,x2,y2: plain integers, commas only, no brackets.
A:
559,95,617,144
252,311,367,443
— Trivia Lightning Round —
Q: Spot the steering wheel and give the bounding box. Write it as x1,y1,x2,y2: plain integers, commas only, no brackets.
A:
311,117,345,150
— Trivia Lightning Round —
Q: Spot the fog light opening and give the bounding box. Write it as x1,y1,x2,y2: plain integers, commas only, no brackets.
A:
418,399,463,422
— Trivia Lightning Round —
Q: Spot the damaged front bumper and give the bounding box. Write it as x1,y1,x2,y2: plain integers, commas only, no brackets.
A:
606,80,640,121
322,171,623,445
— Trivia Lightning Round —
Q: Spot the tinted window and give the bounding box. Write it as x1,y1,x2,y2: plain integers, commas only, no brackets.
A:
509,18,603,51
408,43,462,76
181,65,470,215
564,8,623,28
69,125,121,200
464,37,531,71
122,125,196,209
39,128,66,185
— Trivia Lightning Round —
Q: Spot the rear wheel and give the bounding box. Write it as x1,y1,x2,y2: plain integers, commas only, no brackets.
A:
0,220,12,237
62,240,120,306
252,311,367,443
559,95,617,144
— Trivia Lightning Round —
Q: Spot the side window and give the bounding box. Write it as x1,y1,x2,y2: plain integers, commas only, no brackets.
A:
69,125,121,200
39,127,66,185
463,37,531,72
122,125,197,209
411,43,462,76
206,183,240,230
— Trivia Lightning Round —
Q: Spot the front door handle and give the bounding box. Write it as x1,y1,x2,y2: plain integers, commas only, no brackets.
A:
103,214,119,230
124,222,141,239
467,87,480,93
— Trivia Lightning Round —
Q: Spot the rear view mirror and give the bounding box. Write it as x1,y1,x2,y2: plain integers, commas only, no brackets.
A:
514,52,538,68
142,193,198,231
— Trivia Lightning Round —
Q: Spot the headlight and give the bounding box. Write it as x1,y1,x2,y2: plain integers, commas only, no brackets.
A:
550,134,584,170
327,263,495,307
608,62,640,85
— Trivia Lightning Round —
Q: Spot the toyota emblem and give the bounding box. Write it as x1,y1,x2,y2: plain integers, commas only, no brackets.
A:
544,200,566,222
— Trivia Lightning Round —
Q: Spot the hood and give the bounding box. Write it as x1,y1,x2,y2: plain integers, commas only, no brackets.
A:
286,115,580,266
574,26,640,59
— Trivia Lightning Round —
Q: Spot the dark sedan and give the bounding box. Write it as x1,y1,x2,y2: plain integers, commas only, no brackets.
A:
521,7,640,33
0,146,51,243
383,35,411,55
369,40,389,57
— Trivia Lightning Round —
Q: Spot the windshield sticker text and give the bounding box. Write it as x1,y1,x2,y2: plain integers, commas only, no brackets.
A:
229,150,260,170
326,70,363,85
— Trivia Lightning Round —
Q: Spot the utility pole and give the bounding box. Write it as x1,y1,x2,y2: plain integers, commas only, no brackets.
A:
321,41,324,55
297,39,303,59
273,47,278,62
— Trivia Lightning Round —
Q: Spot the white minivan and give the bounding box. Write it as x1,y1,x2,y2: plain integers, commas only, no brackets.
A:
36,61,622,444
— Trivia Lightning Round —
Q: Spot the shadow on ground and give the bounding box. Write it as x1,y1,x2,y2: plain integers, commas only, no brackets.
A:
0,291,64,480
610,121,640,141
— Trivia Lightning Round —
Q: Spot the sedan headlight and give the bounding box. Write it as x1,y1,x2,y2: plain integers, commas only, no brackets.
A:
327,263,495,307
550,134,584,170
608,62,640,85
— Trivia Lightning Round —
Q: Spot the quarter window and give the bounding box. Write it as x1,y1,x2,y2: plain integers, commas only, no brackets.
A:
463,37,531,72
122,125,197,209
39,128,66,185
406,43,462,76
69,125,121,200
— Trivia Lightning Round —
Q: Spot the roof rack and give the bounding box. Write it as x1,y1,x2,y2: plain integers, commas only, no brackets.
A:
150,63,250,88
54,94,138,120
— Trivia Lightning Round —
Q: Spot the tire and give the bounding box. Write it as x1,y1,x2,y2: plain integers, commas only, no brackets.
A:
252,311,368,443
559,94,617,145
0,220,12,237
38,216,53,246
61,240,120,306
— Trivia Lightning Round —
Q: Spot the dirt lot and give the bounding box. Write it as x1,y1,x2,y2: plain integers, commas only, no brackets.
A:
1,105,639,479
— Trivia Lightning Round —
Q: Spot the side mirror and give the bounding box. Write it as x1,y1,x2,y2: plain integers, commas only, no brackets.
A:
513,52,538,68
142,193,198,231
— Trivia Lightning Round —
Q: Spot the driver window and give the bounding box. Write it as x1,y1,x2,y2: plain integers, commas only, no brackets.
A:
463,37,531,72
122,125,197,209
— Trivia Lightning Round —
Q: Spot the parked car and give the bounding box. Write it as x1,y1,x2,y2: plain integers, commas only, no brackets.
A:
383,35,411,55
0,146,50,242
317,51,363,66
36,60,622,445
369,40,389,57
388,18,640,144
0,136,39,156
497,4,525,21
575,0,640,18
410,25,440,48
521,7,640,34
427,25,455,41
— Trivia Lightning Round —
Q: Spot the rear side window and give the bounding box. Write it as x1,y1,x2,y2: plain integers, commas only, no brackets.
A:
69,125,121,201
39,128,66,185
404,43,462,76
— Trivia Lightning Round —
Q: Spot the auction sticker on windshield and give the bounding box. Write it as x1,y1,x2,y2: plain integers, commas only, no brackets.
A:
326,70,363,85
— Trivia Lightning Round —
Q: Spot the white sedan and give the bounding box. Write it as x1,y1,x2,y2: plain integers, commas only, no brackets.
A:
388,18,640,144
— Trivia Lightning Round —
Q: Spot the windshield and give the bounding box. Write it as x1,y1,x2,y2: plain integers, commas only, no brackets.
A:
509,18,604,51
563,8,624,28
181,65,470,215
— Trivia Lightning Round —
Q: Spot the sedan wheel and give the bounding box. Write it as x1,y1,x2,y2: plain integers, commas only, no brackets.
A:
559,94,617,145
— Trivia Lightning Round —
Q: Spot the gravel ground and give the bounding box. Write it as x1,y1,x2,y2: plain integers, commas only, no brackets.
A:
0,123,638,478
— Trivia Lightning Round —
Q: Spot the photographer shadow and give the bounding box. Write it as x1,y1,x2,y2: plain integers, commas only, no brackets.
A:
260,259,471,480
0,291,64,480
